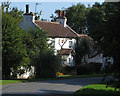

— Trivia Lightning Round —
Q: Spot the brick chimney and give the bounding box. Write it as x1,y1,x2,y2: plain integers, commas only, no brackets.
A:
56,10,67,27
58,10,61,17
63,11,65,17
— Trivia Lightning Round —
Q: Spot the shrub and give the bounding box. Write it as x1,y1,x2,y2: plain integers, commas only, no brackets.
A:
76,63,102,75
34,50,61,78
60,65,75,75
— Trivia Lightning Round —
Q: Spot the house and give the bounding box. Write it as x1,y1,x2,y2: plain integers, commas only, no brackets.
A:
18,5,79,78
20,5,79,66
18,5,111,78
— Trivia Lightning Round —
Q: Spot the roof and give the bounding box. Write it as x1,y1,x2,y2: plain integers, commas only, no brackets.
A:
60,49,75,55
35,21,78,38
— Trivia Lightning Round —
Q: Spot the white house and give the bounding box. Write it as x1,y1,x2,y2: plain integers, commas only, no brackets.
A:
18,4,111,78
19,5,79,78
20,5,79,67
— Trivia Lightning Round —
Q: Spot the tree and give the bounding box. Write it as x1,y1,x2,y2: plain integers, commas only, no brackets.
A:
34,49,61,78
87,2,105,38
35,11,42,20
75,36,93,74
23,27,48,67
2,3,30,78
50,9,60,22
66,3,87,34
87,2,120,89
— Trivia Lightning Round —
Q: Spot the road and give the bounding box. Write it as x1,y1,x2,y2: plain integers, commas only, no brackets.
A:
2,77,103,96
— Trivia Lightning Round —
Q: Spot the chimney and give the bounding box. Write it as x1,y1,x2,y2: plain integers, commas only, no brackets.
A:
26,4,29,14
58,10,61,17
63,11,65,17
56,10,67,27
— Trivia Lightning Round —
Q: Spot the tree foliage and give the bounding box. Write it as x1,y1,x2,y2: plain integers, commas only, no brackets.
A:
87,2,120,89
2,2,49,79
2,3,30,78
34,49,61,78
75,36,93,67
23,27,48,66
66,3,87,34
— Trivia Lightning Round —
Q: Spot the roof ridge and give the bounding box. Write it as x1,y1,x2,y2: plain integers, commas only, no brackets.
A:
35,20,60,24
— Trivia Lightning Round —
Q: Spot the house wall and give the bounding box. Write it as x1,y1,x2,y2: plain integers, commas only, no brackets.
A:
56,18,67,27
48,38,76,50
86,54,103,63
61,54,74,66
19,14,76,78
19,15,36,31
82,54,114,70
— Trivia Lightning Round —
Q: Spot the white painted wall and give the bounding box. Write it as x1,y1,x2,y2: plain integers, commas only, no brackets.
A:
87,54,103,63
56,18,67,27
54,38,76,50
17,66,35,79
61,54,74,66
48,37,76,54
19,15,36,31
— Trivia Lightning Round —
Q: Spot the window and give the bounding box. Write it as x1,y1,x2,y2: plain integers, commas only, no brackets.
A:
62,39,64,43
69,58,71,64
69,41,72,48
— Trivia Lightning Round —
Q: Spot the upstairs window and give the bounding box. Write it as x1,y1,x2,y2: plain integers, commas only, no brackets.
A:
69,41,72,48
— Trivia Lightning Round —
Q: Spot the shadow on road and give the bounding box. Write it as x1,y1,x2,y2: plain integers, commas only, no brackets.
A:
38,77,103,86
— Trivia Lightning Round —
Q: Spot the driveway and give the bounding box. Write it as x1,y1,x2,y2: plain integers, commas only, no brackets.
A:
2,77,103,96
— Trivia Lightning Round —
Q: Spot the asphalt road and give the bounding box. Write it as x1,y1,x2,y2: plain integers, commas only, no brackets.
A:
2,77,103,96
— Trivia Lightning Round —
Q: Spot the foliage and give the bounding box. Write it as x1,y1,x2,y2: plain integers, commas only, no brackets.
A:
76,63,102,75
87,2,120,89
2,2,49,79
50,9,59,22
34,50,61,78
60,65,75,75
75,84,120,96
2,3,30,78
75,36,92,67
66,3,87,34
87,2,105,38
35,11,42,20
23,27,48,66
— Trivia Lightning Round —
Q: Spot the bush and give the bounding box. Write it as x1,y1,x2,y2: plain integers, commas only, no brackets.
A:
34,50,61,78
60,65,75,75
76,63,102,75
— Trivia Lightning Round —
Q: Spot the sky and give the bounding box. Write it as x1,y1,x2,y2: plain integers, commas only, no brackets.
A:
9,1,103,21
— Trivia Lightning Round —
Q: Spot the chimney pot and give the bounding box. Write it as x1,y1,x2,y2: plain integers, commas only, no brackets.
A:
26,4,29,13
63,11,65,17
58,10,61,17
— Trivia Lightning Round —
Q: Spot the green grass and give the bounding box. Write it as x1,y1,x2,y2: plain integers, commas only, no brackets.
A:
1,74,104,85
1,80,28,85
59,74,104,79
74,84,120,96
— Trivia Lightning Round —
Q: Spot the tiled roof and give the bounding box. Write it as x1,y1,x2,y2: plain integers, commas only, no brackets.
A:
35,21,78,38
60,49,75,55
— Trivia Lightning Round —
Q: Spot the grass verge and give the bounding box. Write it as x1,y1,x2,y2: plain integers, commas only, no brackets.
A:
74,84,120,96
1,74,104,85
59,74,104,79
